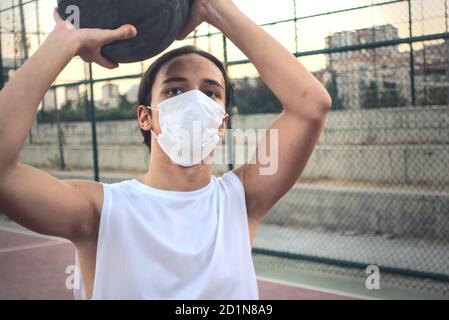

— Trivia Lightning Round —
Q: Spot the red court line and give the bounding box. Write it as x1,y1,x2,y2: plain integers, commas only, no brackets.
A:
0,229,357,300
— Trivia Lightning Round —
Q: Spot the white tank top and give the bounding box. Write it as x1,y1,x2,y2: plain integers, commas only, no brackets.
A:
74,171,259,300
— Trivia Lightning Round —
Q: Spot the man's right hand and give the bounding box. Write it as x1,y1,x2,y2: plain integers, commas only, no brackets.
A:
0,8,136,245
52,8,137,69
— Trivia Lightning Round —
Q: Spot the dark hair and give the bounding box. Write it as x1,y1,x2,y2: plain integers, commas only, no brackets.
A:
138,45,233,149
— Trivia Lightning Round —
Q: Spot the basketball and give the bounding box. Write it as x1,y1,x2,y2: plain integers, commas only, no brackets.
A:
57,0,192,63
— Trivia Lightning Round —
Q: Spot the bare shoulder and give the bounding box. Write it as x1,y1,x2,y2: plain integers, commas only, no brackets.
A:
65,180,104,218
232,165,245,184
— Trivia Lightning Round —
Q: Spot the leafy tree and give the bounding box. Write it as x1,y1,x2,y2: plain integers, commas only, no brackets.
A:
381,81,405,108
361,81,379,109
325,77,342,110
427,76,448,106
233,77,282,115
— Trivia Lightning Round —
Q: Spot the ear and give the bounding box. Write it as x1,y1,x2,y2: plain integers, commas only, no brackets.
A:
218,114,229,138
137,105,153,131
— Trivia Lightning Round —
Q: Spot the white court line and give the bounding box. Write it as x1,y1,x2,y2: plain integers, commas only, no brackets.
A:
257,276,380,300
0,241,67,254
0,225,70,243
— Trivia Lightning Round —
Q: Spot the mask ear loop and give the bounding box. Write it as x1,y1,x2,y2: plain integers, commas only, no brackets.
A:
218,113,229,141
146,105,158,115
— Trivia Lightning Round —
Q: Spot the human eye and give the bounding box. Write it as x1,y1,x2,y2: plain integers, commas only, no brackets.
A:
166,88,184,97
204,90,219,100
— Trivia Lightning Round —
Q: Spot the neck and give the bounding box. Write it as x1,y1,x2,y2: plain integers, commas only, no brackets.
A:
140,150,213,192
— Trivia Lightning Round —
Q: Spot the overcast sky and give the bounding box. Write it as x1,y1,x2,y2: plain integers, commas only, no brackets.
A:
0,0,447,101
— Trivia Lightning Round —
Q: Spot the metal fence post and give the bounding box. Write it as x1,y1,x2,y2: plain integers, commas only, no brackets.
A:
53,90,66,170
446,0,449,33
18,0,34,143
35,0,41,45
88,63,100,182
408,0,417,107
293,0,299,53
223,34,234,171
18,0,29,64
0,26,4,90
446,0,449,106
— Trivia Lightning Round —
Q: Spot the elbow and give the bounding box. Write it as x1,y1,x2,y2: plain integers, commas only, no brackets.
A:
300,90,333,121
310,89,332,121
315,86,333,114
321,90,333,112
282,84,332,121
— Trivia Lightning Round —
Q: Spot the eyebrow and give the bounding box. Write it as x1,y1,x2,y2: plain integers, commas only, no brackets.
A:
162,76,224,90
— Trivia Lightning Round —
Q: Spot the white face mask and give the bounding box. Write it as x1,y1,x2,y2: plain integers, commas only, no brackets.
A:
147,90,227,167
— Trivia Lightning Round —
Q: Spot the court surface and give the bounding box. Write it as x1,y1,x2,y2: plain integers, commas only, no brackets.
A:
0,226,360,300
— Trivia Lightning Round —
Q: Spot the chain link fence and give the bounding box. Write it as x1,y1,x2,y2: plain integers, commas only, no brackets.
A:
1,0,448,297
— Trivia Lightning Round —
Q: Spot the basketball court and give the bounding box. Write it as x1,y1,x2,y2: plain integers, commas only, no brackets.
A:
0,225,361,300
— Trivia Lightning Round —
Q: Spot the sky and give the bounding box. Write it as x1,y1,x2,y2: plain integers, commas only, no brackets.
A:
0,0,448,104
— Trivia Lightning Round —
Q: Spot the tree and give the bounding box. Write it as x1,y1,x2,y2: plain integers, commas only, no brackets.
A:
233,77,282,115
427,75,448,106
325,76,341,110
428,86,448,106
118,94,134,111
61,100,73,111
381,81,405,108
361,81,379,109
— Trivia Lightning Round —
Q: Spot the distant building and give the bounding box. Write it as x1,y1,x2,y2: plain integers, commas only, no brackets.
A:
100,83,120,109
413,40,449,106
43,88,57,111
326,24,409,109
1,58,16,69
65,86,80,109
325,25,449,108
1,58,16,86
126,84,139,104
313,69,333,86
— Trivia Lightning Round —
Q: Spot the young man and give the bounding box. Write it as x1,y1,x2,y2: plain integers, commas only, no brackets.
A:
0,0,331,299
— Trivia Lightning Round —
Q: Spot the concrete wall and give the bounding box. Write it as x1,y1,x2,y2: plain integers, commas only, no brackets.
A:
17,106,449,241
19,145,229,174
29,120,143,146
29,106,449,146
264,184,449,242
22,106,449,185
19,145,150,172
232,106,449,146
20,144,449,185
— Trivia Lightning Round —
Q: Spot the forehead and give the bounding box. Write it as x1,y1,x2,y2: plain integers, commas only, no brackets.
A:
155,53,225,86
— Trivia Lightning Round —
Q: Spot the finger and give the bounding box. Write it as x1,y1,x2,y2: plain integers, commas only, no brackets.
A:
94,53,119,69
176,16,202,40
98,24,138,45
53,7,64,23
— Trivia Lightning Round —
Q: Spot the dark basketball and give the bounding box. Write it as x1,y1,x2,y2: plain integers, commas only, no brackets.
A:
57,0,192,63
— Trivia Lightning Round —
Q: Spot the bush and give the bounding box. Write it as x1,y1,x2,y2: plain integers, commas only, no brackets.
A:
37,94,137,124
